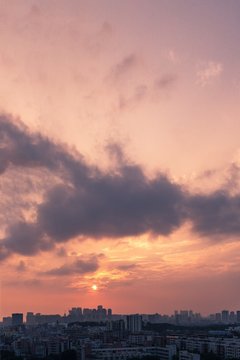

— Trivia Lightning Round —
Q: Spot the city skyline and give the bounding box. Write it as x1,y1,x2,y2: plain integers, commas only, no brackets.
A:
2,308,240,360
3,305,240,325
1,1,240,317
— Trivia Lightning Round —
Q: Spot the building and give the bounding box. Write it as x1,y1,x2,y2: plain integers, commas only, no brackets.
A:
236,311,240,323
91,345,176,360
2,317,12,326
107,308,112,319
126,314,142,333
221,310,229,323
179,351,200,360
229,311,236,323
26,312,35,325
69,308,82,322
215,313,221,323
12,313,23,326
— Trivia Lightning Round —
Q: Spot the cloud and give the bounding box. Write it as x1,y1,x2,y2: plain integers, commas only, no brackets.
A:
100,22,113,37
117,74,177,111
3,221,53,256
5,278,42,287
1,115,240,261
189,191,240,238
117,264,137,271
37,174,185,241
0,114,90,182
56,247,67,257
0,244,10,261
118,84,148,110
155,74,177,89
108,54,177,111
166,49,179,64
110,53,139,81
16,260,27,272
196,61,223,87
43,256,99,276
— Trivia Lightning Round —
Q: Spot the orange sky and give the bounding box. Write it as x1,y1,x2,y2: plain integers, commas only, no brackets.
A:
1,0,240,317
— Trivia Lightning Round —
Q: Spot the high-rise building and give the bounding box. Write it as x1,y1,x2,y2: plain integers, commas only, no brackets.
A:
12,313,23,326
107,308,112,319
237,311,240,323
69,307,82,321
3,317,12,326
180,310,189,323
97,305,107,320
221,310,229,323
229,311,235,323
127,314,142,333
215,313,221,322
107,319,125,331
26,312,35,325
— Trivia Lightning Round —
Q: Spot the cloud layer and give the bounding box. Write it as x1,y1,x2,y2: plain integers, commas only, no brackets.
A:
0,115,240,261
43,256,99,276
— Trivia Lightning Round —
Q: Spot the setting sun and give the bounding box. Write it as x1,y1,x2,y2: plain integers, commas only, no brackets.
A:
91,284,98,291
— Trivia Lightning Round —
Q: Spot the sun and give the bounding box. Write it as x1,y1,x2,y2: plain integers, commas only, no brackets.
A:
91,284,98,291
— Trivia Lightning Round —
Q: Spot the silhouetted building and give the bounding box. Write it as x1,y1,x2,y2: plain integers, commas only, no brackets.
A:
237,311,240,323
69,307,82,321
12,313,23,326
107,308,112,320
26,312,35,325
215,313,221,322
127,314,142,333
222,310,229,323
229,311,235,323
3,316,12,326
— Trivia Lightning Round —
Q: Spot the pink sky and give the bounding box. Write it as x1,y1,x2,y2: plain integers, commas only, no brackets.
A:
1,0,240,317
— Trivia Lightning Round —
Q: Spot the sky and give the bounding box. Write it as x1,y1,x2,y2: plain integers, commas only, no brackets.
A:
1,0,240,317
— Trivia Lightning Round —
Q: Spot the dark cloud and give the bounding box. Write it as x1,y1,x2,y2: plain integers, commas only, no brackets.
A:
189,191,240,237
2,221,53,256
0,244,10,261
56,247,67,257
37,172,185,241
0,114,91,183
1,115,240,261
43,256,99,276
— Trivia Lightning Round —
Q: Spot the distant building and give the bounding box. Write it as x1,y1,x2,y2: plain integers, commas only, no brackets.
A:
237,311,240,323
12,313,23,326
107,308,112,319
3,316,12,326
180,351,201,360
26,312,35,325
91,345,176,360
229,311,236,323
69,307,82,321
215,313,221,323
97,305,107,320
222,310,229,323
180,310,189,323
127,314,142,333
34,313,61,324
